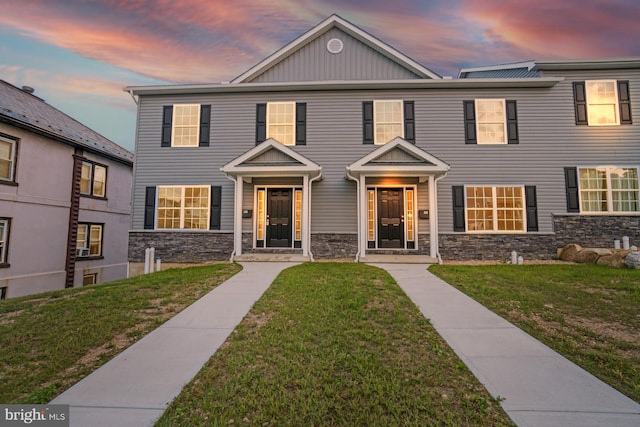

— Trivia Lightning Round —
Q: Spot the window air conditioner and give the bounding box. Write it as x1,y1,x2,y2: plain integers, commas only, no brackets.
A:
76,248,90,257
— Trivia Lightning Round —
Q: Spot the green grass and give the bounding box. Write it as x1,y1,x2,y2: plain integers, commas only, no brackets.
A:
430,264,640,403
158,263,513,427
0,263,241,404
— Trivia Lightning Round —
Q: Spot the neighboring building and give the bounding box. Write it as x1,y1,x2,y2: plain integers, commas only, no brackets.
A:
0,80,133,298
125,15,639,267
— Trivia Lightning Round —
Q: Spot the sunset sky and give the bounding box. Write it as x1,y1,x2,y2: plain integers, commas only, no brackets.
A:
1,0,639,152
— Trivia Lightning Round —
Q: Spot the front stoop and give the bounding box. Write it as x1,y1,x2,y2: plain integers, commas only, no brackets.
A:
233,253,311,262
360,254,438,264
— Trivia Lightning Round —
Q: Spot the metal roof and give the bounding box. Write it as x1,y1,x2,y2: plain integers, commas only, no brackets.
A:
0,80,133,165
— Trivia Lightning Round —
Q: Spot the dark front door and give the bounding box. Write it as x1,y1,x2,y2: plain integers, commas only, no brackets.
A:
267,189,292,247
378,188,404,248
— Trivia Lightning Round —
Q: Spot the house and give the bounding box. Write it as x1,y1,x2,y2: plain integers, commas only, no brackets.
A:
0,80,133,298
125,15,639,268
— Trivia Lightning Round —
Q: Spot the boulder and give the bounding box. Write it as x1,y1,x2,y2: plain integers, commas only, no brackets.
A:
559,244,582,262
624,251,640,269
574,248,612,264
597,250,631,268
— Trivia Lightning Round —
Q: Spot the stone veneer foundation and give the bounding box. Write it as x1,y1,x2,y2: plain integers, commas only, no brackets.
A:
129,215,639,263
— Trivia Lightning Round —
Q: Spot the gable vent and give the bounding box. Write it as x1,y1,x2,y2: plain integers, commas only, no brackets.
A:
327,38,344,54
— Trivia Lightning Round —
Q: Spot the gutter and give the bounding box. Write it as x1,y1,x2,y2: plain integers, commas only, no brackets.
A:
307,172,323,262
224,174,238,262
434,172,448,264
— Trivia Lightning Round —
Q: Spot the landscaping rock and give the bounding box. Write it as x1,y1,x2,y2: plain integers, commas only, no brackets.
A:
574,248,612,264
559,244,582,262
597,250,631,268
624,251,640,269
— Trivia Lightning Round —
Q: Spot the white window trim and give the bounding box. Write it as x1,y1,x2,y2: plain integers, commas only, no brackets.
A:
0,218,9,263
585,80,620,126
475,99,507,144
365,185,418,250
373,100,404,145
156,185,211,230
171,104,201,147
0,136,16,182
266,102,296,146
577,165,640,215
464,185,527,234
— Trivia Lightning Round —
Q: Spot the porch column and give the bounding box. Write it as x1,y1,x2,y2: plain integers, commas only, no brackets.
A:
428,175,438,259
359,174,367,259
302,174,310,257
234,177,244,256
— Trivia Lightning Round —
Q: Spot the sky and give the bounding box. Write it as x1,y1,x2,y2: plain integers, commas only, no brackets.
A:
1,0,639,153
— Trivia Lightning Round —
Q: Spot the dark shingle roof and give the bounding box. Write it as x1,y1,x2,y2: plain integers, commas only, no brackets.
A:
0,80,133,164
460,67,540,78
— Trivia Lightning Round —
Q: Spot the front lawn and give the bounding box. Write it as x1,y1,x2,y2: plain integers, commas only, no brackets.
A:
158,263,512,426
430,264,640,403
0,263,241,403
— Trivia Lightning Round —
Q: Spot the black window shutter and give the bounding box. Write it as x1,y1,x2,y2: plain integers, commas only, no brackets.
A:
256,103,267,145
404,101,415,143
363,101,374,144
506,100,519,144
199,105,211,147
463,101,476,144
161,106,173,147
564,167,580,212
573,82,588,125
525,186,538,232
452,186,466,232
618,80,632,124
210,186,222,230
144,186,156,229
296,103,306,145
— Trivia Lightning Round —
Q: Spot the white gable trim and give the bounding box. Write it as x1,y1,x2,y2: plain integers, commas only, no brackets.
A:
221,138,322,177
347,137,449,177
231,14,441,83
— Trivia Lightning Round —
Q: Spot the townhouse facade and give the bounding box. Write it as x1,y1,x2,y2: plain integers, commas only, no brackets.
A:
0,80,133,298
126,15,639,267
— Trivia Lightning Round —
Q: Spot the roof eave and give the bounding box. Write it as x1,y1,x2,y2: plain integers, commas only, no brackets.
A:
125,77,563,96
0,115,134,166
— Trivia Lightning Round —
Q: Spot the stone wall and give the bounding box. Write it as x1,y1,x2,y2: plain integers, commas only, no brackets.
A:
311,234,358,259
439,233,557,261
553,214,640,248
128,231,233,262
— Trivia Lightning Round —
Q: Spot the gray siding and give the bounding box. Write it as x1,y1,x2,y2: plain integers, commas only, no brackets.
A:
132,68,640,241
249,28,424,83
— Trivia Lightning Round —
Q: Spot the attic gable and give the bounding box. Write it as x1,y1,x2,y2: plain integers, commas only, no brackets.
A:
232,14,440,84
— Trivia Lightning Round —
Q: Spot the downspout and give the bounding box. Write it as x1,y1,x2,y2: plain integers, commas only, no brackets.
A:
307,171,323,261
224,174,237,262
434,172,448,264
345,170,361,262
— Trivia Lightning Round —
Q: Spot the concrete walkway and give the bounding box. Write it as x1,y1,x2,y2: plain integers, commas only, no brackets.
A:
376,263,640,427
52,262,296,427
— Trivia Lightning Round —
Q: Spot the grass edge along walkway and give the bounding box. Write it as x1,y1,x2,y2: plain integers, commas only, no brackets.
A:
0,263,241,404
158,263,513,427
430,263,640,404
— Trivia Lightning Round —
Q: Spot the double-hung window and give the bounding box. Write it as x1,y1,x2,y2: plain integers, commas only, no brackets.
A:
161,104,211,147
374,100,404,145
267,102,295,146
463,99,518,144
574,80,632,126
157,185,210,229
80,161,107,198
578,167,640,213
465,186,526,232
77,223,103,257
0,218,10,264
0,136,16,182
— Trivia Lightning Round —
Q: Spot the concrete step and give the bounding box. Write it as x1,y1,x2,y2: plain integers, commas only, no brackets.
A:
360,255,438,264
233,253,311,262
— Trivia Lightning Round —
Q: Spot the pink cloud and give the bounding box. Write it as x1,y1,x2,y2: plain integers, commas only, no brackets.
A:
460,0,640,62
